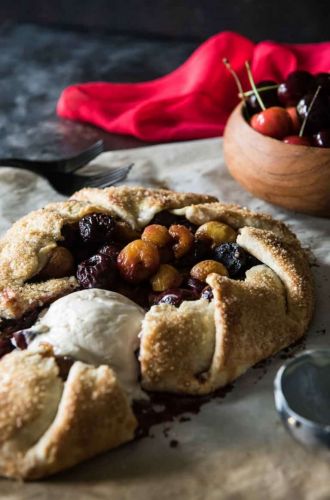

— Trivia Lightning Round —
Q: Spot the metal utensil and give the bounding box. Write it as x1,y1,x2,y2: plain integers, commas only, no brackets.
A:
0,140,104,174
45,163,133,196
274,349,330,450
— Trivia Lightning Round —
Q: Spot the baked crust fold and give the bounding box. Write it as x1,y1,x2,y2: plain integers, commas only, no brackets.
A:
140,207,313,394
0,349,137,480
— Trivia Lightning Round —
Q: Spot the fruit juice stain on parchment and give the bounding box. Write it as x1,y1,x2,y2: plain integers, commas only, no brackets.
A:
134,334,311,446
133,384,234,444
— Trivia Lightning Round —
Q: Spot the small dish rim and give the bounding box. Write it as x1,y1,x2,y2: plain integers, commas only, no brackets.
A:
274,348,330,432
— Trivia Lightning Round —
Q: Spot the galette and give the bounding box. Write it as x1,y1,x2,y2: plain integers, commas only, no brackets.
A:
0,186,314,480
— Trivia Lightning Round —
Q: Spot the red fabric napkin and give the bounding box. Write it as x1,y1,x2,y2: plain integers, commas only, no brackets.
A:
57,32,330,142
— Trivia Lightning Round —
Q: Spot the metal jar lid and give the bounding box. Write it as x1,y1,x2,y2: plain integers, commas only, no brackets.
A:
274,349,330,450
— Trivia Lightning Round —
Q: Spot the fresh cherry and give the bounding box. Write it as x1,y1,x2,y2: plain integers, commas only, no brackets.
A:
277,70,315,106
283,136,311,146
286,106,301,133
315,73,330,94
284,85,322,145
246,80,279,114
297,91,330,134
250,107,292,139
244,62,293,139
312,129,330,148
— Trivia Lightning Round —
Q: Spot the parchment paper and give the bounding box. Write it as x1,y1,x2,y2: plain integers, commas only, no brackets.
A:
0,138,329,500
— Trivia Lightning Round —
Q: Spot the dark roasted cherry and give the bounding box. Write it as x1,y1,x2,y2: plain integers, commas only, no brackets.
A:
247,80,279,114
79,213,116,246
77,254,117,289
12,329,36,349
176,239,211,268
98,244,120,264
277,70,315,106
312,129,330,148
315,73,330,94
185,277,206,295
213,243,247,278
201,286,213,301
151,288,196,307
297,92,330,134
0,337,14,359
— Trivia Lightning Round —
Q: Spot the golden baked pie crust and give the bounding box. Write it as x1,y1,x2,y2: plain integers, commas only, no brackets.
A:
0,186,314,479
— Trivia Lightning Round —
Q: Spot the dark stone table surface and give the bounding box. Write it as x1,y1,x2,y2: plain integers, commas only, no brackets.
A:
0,23,198,158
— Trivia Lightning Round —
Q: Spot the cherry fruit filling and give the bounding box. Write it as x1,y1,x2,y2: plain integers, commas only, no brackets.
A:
74,215,259,306
57,214,260,301
1,212,262,358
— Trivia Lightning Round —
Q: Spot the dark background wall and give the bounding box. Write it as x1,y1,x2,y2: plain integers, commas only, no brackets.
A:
0,1,328,157
0,0,329,43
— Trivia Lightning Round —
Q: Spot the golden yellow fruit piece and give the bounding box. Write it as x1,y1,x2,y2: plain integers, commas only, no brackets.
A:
195,221,236,245
150,264,183,292
117,239,160,283
190,260,228,282
38,246,75,280
169,224,194,258
141,224,171,248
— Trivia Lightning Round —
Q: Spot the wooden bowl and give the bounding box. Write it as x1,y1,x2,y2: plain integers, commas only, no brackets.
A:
223,102,330,217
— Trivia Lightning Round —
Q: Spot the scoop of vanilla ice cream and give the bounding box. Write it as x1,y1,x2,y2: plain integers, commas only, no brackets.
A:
28,289,146,400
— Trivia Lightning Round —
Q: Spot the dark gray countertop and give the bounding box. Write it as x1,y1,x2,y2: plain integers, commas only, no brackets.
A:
0,23,197,157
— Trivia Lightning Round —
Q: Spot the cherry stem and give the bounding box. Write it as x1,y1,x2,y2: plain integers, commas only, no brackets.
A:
222,58,247,106
239,84,279,98
245,61,265,111
299,85,322,137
